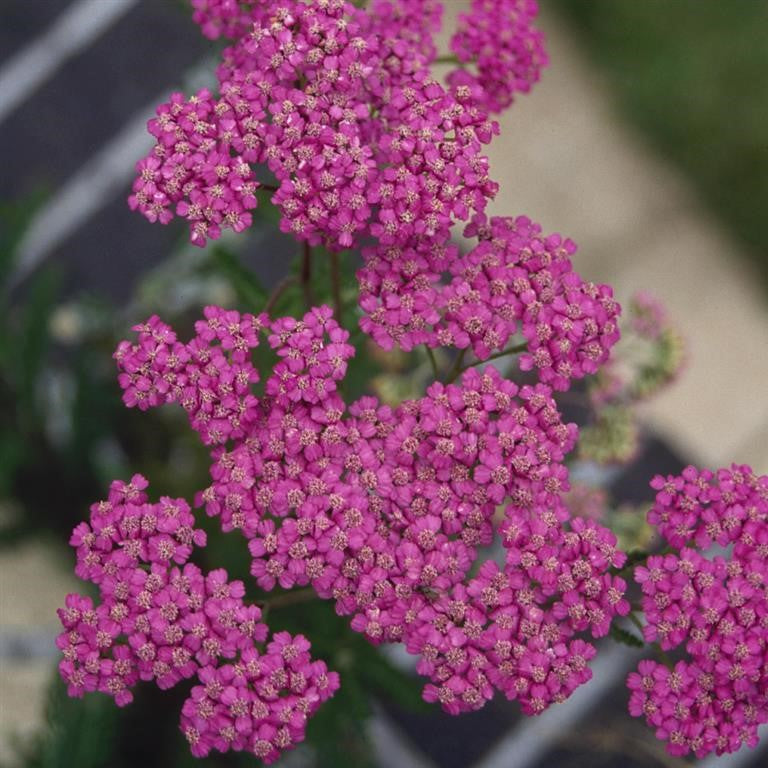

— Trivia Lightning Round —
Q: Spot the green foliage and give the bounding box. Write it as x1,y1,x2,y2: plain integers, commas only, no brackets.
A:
201,242,384,403
554,0,768,292
621,549,654,571
0,195,57,503
0,190,47,281
209,246,269,309
14,677,120,768
630,328,685,400
578,404,638,465
609,623,644,649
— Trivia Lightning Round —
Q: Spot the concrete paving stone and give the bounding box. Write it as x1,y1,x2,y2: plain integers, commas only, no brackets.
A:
0,540,78,629
0,540,79,763
615,212,768,473
0,662,52,766
442,5,768,475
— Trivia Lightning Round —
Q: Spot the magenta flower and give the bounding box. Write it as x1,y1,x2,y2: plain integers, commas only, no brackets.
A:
628,464,768,758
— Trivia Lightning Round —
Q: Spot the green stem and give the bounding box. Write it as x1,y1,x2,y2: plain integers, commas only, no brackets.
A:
260,183,279,193
264,275,298,315
425,346,439,380
448,342,527,383
330,251,343,324
260,587,317,611
445,348,467,383
627,610,645,636
301,242,315,309
432,54,461,65
654,644,675,670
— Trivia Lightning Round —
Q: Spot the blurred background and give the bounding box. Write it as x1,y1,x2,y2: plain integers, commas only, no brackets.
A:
1,1,767,767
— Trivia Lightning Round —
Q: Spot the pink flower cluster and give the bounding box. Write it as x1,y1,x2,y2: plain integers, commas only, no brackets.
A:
72,1,768,763
128,89,260,246
648,464,767,551
361,0,444,66
181,633,339,760
115,308,268,445
106,303,631,729
628,465,768,757
130,1,547,249
359,215,620,390
413,508,628,716
190,0,270,41
630,291,668,341
57,473,338,762
448,0,548,113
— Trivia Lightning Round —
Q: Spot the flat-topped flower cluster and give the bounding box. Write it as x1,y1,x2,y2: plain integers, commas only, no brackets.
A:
56,0,767,763
130,0,505,250
628,465,768,757
115,304,630,712
57,473,339,760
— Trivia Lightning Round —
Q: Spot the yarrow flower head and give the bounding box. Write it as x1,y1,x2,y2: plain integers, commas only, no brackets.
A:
627,465,768,758
130,0,515,252
88,301,633,739
358,215,621,390
57,473,338,762
128,88,261,246
447,0,548,114
67,1,767,763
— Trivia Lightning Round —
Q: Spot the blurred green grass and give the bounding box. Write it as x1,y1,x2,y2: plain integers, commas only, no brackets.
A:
553,0,768,293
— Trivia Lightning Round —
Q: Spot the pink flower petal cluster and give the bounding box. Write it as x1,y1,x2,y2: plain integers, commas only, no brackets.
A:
130,0,505,252
359,215,621,390
129,0,540,249
107,305,630,724
628,464,768,757
128,89,261,246
190,0,270,41
114,308,268,445
367,70,499,247
648,464,768,550
181,633,339,761
413,507,628,716
359,0,444,71
57,474,338,762
448,0,548,114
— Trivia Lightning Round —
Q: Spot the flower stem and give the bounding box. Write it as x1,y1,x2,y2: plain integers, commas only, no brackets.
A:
433,54,461,65
261,587,317,611
301,242,315,309
627,610,645,636
447,342,527,383
330,250,343,323
264,275,298,315
445,348,467,383
654,644,675,670
425,346,439,379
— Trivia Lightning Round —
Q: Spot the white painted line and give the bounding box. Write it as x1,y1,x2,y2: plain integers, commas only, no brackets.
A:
369,706,437,768
9,99,156,291
473,643,643,768
0,0,139,124
8,61,216,293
